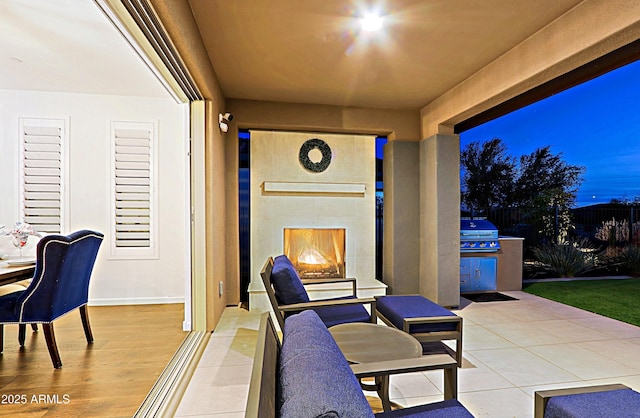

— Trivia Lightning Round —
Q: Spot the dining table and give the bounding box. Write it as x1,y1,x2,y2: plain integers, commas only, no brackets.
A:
0,261,36,286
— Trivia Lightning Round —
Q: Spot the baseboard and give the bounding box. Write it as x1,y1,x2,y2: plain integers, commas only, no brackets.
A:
88,296,185,306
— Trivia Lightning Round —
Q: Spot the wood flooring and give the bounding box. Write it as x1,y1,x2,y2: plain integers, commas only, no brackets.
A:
0,304,187,417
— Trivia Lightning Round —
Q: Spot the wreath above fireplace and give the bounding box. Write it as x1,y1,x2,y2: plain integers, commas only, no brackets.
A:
299,138,332,172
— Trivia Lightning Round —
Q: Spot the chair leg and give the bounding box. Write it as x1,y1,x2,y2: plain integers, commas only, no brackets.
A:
42,323,62,369
18,324,26,346
80,305,93,343
31,324,38,332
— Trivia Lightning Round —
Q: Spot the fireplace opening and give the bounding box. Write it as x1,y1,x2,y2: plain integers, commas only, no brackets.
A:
284,228,345,279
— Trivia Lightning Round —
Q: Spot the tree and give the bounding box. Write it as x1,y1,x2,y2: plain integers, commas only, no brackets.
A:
511,146,584,207
461,139,585,241
460,138,515,213
610,196,640,205
460,139,585,210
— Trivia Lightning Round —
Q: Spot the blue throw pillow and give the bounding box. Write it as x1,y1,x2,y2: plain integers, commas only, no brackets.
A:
272,255,309,305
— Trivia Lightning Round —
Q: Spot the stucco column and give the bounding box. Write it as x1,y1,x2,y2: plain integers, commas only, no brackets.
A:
419,134,460,306
383,141,420,295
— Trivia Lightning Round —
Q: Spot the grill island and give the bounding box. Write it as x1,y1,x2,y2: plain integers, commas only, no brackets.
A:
459,219,524,294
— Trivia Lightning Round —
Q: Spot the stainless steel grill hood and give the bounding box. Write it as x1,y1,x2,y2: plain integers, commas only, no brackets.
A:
460,219,500,252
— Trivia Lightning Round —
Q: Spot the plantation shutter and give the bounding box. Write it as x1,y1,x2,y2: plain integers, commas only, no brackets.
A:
111,121,157,258
19,118,66,234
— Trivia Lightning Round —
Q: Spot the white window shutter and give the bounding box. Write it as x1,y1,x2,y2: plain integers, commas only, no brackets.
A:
111,121,158,259
19,118,67,234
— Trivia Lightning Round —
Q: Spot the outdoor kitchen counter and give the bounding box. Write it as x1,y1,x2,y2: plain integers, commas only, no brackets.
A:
461,236,524,291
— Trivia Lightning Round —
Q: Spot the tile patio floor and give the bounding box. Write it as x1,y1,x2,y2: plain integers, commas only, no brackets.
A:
175,291,640,417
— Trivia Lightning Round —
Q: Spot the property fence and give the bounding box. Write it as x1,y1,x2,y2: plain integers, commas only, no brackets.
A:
465,205,640,256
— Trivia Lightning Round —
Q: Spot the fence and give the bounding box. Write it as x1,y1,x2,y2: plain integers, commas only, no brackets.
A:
465,205,640,256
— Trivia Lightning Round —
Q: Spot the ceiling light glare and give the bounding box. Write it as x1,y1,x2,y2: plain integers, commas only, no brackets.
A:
361,13,382,32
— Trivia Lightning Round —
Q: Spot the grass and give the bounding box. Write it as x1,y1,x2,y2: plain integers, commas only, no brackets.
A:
523,278,640,327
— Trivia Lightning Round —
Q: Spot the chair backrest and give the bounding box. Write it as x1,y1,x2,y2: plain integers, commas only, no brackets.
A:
16,230,103,323
270,255,310,306
260,257,286,330
245,312,280,418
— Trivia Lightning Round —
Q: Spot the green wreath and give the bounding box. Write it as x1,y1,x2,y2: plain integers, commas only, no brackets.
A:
299,138,332,172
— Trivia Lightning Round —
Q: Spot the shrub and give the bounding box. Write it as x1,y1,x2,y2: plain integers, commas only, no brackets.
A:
617,245,640,276
594,218,640,244
531,238,598,278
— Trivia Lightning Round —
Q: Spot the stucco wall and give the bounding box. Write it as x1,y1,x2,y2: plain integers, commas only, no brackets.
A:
248,130,377,309
420,134,461,306
383,140,420,295
149,0,229,330
227,99,421,303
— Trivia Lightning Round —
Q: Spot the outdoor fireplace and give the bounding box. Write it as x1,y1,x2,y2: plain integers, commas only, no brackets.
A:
284,228,345,279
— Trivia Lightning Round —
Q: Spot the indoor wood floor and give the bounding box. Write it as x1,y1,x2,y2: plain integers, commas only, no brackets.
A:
0,303,186,418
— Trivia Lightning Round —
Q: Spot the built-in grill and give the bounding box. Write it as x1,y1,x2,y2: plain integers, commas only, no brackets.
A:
460,219,500,253
460,219,500,293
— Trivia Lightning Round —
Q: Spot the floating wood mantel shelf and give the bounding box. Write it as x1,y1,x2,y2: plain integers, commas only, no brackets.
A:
261,181,366,196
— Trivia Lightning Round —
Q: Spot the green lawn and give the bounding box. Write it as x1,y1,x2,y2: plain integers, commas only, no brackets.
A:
523,278,640,327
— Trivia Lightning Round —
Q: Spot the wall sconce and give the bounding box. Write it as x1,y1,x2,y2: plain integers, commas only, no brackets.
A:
219,112,233,133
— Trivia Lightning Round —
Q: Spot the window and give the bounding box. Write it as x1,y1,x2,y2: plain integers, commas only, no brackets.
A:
110,121,158,259
19,117,67,234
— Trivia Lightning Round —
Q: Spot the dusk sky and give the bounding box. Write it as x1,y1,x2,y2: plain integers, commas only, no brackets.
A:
460,59,640,208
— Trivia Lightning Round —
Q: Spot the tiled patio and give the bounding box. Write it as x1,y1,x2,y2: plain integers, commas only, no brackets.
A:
175,291,640,417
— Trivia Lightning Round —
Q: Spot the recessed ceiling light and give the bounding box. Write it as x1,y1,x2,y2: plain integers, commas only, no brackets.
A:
361,13,382,32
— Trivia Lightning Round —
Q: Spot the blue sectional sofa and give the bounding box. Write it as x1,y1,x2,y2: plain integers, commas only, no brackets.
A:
245,309,474,417
535,384,640,418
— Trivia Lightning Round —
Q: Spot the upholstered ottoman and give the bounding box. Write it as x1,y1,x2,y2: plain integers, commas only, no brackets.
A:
375,295,463,366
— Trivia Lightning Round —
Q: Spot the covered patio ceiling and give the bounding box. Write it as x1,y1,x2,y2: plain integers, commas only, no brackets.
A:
2,0,632,121
188,0,584,110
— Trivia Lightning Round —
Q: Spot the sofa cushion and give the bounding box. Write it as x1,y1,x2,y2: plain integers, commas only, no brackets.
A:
272,255,310,305
376,295,458,333
374,399,473,417
279,310,374,418
544,388,640,418
312,296,372,327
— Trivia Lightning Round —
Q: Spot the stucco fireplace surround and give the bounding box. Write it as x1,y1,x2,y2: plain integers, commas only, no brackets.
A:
248,130,387,312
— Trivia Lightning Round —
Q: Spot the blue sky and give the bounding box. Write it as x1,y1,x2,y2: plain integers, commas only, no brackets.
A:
460,59,640,207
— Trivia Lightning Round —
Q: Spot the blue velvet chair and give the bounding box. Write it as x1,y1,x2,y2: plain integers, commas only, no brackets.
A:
260,255,376,330
0,230,103,368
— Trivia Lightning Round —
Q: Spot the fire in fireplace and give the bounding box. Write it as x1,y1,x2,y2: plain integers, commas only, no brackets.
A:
283,228,345,279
